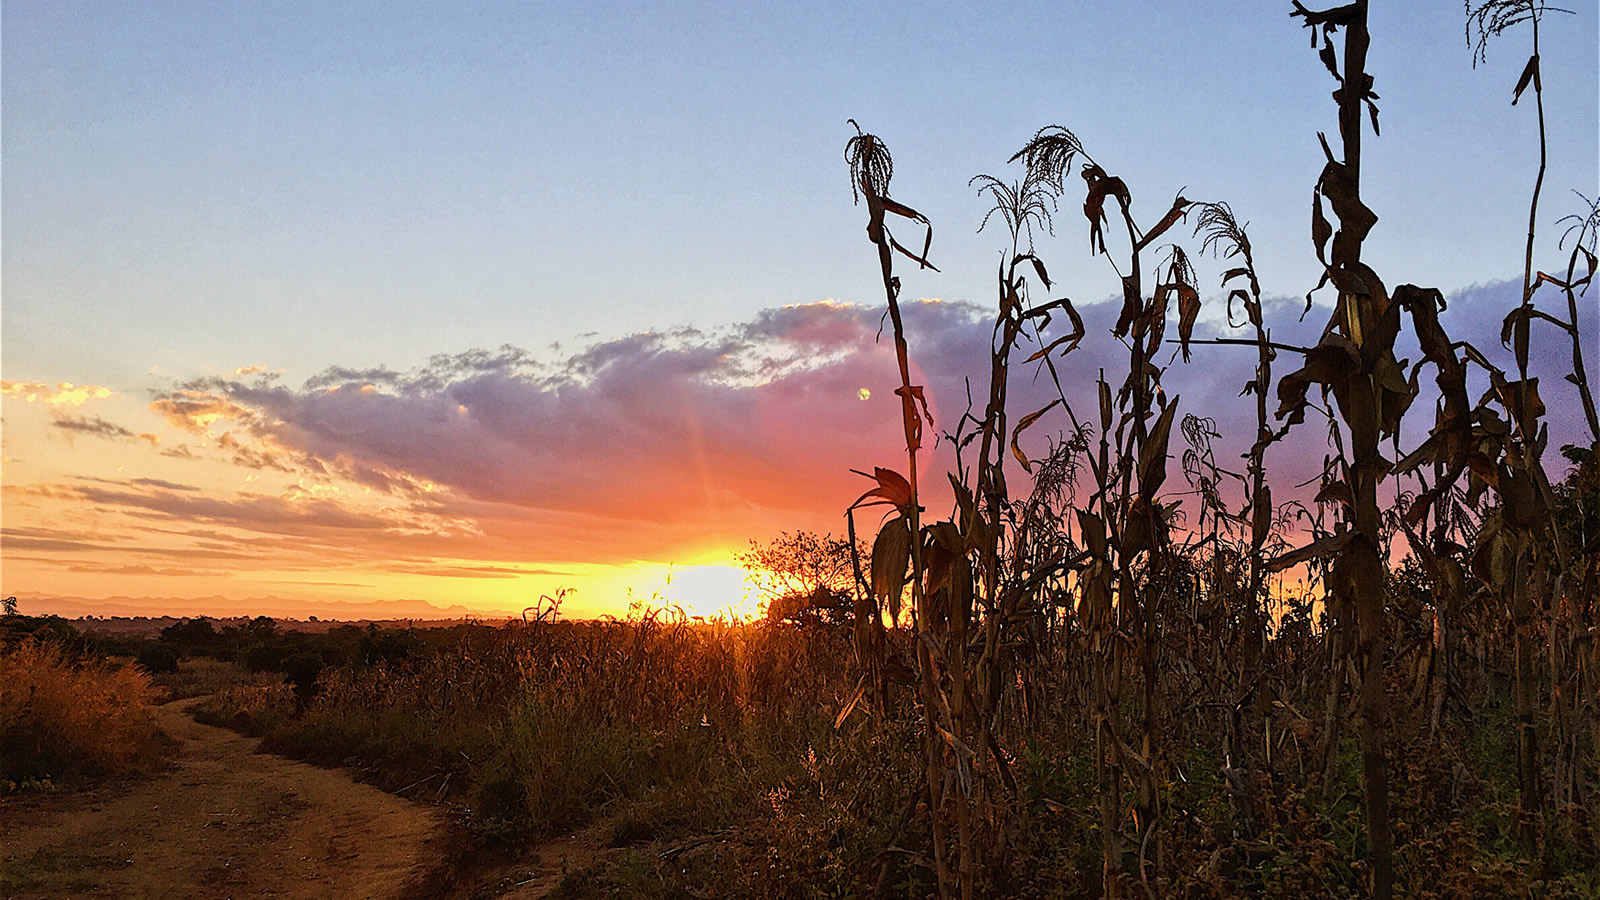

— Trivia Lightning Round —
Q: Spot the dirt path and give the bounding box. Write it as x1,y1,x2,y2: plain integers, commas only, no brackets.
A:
1,697,449,899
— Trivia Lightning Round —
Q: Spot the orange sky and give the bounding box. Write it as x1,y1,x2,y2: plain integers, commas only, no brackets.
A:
5,280,1592,621
0,302,965,619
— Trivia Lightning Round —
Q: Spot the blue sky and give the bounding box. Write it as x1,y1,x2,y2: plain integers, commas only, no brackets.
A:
2,2,1596,615
6,1,1594,382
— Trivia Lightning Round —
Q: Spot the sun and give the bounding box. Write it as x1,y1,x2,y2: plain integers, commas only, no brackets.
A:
662,564,760,621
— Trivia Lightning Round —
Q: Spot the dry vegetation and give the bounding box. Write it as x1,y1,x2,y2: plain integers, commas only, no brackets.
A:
184,3,1597,897
0,640,169,790
6,3,1595,898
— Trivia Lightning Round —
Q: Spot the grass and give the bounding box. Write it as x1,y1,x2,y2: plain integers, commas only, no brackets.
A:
150,656,258,701
0,639,169,789
190,674,298,737
135,605,1600,897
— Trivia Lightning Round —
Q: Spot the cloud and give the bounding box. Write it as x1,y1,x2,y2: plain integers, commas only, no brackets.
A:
71,485,398,534
63,563,223,577
388,563,576,579
148,388,258,432
141,301,993,562
130,477,201,492
88,279,1589,572
2,381,114,406
52,413,136,441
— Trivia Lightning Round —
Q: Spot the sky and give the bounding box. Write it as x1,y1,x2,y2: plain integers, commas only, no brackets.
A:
3,1,1596,620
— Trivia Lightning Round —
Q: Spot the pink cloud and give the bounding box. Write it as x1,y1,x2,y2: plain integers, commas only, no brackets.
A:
53,280,1590,574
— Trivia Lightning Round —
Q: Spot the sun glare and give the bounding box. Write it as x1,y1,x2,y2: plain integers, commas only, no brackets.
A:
660,564,759,621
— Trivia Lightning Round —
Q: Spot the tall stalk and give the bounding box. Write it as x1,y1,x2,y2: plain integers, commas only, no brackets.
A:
1012,125,1194,897
844,121,953,896
1284,2,1397,894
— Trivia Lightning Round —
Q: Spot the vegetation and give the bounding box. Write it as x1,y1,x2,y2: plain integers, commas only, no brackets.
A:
4,4,1594,897
0,639,168,789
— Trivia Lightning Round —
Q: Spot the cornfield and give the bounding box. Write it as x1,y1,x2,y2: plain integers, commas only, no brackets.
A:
168,3,1597,896
838,2,1597,897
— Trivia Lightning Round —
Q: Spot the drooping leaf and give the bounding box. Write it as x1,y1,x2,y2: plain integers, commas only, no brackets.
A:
1081,165,1130,257
1076,509,1108,558
1315,478,1356,510
871,516,912,621
1011,399,1063,473
894,384,931,452
834,677,868,729
1511,53,1539,106
1318,35,1340,81
1138,400,1180,498
1317,158,1379,247
1016,253,1051,290
1265,530,1355,574
1276,332,1361,425
1488,377,1545,437
850,467,915,513
1470,511,1517,591
1025,331,1081,363
1135,194,1192,252
1177,284,1202,363
949,474,977,534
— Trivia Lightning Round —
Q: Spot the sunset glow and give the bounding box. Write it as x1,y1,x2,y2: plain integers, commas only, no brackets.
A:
2,3,1593,622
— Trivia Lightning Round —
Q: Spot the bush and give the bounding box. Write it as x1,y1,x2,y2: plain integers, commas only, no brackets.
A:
136,644,180,675
0,640,167,787
281,651,326,701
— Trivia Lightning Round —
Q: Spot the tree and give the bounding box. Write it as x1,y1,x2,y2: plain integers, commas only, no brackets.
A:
160,617,217,646
739,531,860,628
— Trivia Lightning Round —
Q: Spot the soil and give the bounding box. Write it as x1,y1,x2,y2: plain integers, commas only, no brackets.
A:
1,696,450,899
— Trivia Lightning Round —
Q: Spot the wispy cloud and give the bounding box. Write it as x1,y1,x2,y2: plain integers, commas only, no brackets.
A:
52,413,136,441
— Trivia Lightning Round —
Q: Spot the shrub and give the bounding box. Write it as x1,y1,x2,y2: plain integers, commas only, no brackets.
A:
0,639,166,786
280,651,326,701
135,644,180,675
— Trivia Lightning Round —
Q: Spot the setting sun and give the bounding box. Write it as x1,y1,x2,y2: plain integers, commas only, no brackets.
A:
663,564,759,620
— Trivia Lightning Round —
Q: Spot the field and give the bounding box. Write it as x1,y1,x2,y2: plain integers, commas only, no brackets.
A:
3,2,1598,898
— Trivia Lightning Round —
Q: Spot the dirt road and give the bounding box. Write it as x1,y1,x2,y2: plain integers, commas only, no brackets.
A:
1,697,448,899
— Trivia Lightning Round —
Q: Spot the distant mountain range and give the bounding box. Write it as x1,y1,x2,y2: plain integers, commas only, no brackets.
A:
10,592,490,621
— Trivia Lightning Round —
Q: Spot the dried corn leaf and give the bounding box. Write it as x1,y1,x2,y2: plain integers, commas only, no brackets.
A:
850,466,915,513
871,516,912,621
1265,530,1355,574
1511,53,1539,106
1011,399,1062,473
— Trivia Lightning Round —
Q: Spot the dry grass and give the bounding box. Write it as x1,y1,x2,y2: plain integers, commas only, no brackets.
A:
0,640,168,788
151,656,257,702
190,675,298,737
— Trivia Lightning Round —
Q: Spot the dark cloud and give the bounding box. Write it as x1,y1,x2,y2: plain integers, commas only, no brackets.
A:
73,485,396,534
52,413,135,441
2,535,107,554
130,477,201,492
